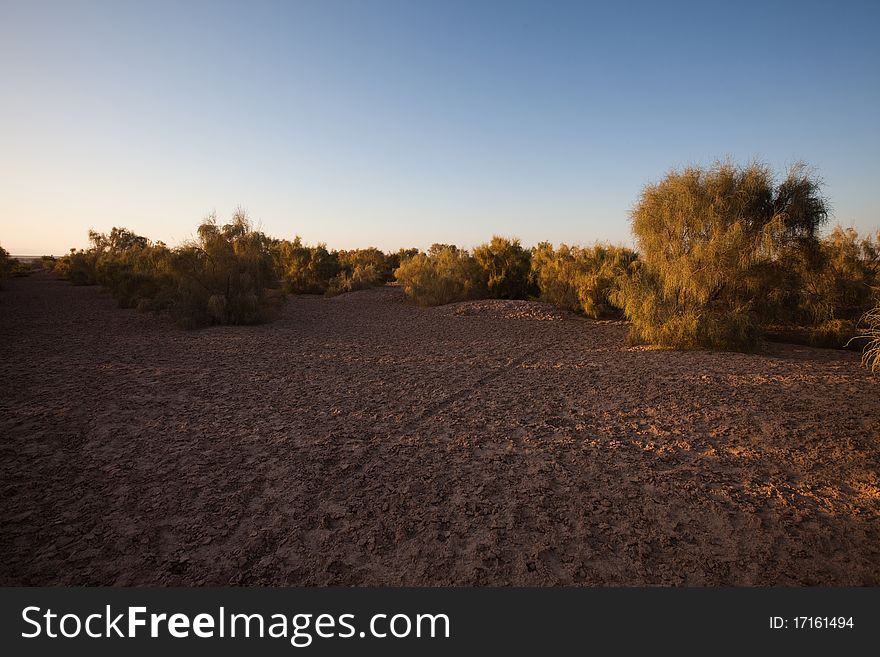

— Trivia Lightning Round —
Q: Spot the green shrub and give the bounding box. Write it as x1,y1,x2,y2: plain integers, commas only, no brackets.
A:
274,238,340,294
168,210,279,326
326,264,385,296
58,210,281,328
395,244,487,306
472,236,532,299
531,242,638,318
616,161,828,351
336,248,396,283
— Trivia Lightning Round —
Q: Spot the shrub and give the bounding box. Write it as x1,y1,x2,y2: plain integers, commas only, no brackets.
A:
336,248,396,283
616,161,828,351
274,238,340,294
316,247,398,296
326,264,385,296
857,304,880,372
56,228,172,307
795,227,880,346
34,256,58,273
472,236,532,299
386,248,420,276
55,244,102,286
0,245,36,282
58,210,281,328
168,210,279,327
531,242,638,318
810,319,858,349
394,244,486,306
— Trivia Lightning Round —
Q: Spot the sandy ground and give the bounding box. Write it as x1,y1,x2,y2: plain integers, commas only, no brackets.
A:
1,273,879,586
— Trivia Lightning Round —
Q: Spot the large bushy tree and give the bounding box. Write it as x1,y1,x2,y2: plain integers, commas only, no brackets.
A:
171,209,278,326
615,161,828,350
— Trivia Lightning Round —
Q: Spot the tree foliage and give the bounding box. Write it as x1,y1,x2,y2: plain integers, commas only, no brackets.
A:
169,210,278,326
616,161,829,350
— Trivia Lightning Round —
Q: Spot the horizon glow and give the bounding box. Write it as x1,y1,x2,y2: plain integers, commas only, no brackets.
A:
1,0,878,255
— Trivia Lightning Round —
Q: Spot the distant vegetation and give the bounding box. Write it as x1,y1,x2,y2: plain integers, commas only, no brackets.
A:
273,238,340,294
394,244,487,306
51,211,281,328
271,239,415,296
0,244,38,285
29,159,879,371
797,226,879,348
46,211,416,328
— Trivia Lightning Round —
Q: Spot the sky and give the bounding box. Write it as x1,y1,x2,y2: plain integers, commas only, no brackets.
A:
1,0,878,255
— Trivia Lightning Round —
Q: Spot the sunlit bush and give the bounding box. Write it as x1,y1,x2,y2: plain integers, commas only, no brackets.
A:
616,161,828,351
472,236,532,299
337,248,396,283
386,248,420,276
326,264,385,296
395,244,487,306
531,242,637,318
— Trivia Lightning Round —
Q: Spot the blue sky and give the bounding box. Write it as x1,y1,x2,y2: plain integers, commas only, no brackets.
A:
1,0,878,254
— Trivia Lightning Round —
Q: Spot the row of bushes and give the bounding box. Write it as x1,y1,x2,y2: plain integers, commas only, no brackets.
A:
393,239,640,320
49,213,281,328
11,160,879,360
396,162,880,353
395,244,489,306
43,212,418,328
273,239,418,296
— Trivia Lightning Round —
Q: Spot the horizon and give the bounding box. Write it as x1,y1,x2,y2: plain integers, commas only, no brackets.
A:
2,0,879,255
5,214,877,259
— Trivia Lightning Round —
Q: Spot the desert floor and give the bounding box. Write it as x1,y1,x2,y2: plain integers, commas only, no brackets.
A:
1,273,879,585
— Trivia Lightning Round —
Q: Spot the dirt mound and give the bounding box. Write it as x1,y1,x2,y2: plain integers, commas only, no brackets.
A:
433,299,569,321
